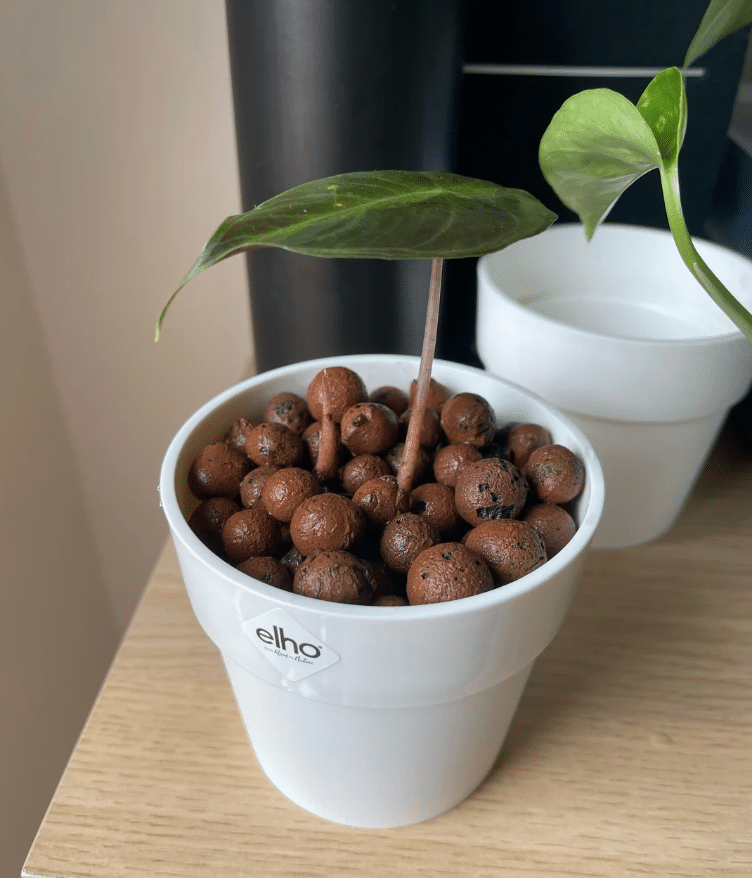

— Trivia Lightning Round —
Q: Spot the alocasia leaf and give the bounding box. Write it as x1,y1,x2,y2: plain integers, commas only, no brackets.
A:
684,0,752,67
538,88,662,239
157,170,556,339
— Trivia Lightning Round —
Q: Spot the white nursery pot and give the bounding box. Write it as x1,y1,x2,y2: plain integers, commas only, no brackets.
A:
477,223,752,549
159,354,604,829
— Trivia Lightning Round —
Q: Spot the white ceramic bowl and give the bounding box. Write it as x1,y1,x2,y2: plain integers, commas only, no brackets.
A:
160,354,604,828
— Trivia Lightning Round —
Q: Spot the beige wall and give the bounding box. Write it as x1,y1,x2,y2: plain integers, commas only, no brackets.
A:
0,2,251,875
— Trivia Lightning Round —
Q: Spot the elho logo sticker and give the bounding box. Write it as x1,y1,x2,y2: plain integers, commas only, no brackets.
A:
241,608,340,681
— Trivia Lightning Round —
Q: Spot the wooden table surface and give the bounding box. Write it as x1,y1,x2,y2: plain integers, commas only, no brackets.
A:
23,427,752,878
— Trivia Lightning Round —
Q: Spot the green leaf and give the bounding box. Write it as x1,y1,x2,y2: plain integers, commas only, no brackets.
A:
636,67,687,165
539,88,662,239
684,0,752,67
157,171,556,339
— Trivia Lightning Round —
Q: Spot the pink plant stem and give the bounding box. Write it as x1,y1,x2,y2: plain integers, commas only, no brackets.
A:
397,257,443,498
314,368,338,481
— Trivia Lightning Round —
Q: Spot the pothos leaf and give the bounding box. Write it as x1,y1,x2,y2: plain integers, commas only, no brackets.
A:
684,0,752,67
157,171,556,339
636,67,687,166
538,88,662,239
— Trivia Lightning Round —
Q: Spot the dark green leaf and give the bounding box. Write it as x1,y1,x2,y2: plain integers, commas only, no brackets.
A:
636,67,687,165
684,0,752,67
539,88,662,239
157,171,556,338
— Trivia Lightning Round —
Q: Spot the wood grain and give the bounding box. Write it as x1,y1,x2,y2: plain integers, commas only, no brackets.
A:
23,427,752,878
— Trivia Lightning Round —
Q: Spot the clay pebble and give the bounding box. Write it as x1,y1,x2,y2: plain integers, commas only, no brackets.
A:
264,392,312,435
340,402,400,456
290,492,366,556
239,465,281,509
262,466,320,523
341,454,392,496
307,367,367,424
409,482,461,536
222,507,283,563
293,549,377,604
463,519,546,585
523,503,577,557
245,422,306,468
454,457,527,526
506,422,553,468
369,385,409,416
236,556,293,591
525,444,585,504
188,496,240,555
189,442,251,499
440,392,497,447
406,542,493,605
432,443,483,487
352,475,406,526
380,512,441,573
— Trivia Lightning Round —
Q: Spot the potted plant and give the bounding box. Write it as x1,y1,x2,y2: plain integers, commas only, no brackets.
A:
475,0,752,548
157,172,606,828
538,0,752,340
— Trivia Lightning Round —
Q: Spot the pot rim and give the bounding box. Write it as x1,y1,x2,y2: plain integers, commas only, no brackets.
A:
159,354,605,622
478,221,752,350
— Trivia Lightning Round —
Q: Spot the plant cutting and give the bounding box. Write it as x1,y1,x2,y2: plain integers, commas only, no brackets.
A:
157,172,556,497
539,0,752,341
157,171,590,597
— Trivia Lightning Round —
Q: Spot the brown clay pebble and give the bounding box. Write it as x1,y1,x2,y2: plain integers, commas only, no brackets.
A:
410,482,460,536
224,418,258,454
454,458,528,526
523,503,577,557
440,392,497,447
507,422,553,468
385,442,432,485
341,454,391,495
239,465,281,508
264,392,312,435
524,444,585,504
245,422,306,468
188,496,240,554
189,442,251,499
290,493,366,556
410,377,450,413
399,407,443,449
236,556,293,591
293,550,377,604
432,443,483,487
406,542,493,605
262,467,320,523
380,513,441,573
464,519,547,585
367,558,407,602
280,544,305,576
373,594,408,607
221,507,283,563
306,367,367,423
302,420,345,469
340,402,399,456
369,385,409,416
352,475,406,526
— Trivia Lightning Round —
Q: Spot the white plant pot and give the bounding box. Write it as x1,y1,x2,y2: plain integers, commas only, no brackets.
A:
476,223,752,549
159,354,604,828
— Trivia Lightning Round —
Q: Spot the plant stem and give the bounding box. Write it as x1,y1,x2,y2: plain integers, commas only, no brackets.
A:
659,162,752,342
397,257,444,498
314,369,338,481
